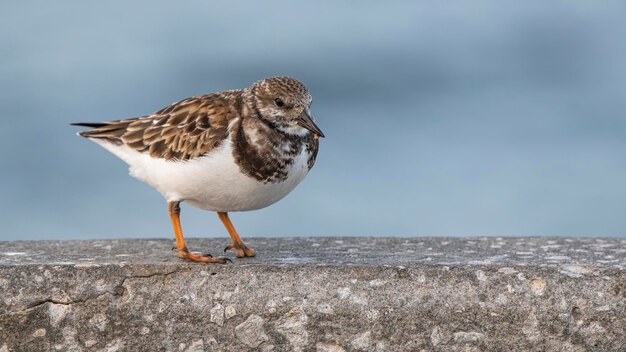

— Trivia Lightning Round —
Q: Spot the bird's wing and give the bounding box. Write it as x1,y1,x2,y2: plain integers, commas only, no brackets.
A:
73,93,239,161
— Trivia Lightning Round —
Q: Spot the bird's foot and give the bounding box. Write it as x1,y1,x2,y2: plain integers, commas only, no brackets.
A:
176,247,231,264
224,243,256,258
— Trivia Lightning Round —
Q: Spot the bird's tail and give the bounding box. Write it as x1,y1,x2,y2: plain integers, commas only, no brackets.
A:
70,121,130,140
71,122,109,128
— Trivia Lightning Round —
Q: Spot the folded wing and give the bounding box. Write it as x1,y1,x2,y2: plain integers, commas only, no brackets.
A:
73,93,238,161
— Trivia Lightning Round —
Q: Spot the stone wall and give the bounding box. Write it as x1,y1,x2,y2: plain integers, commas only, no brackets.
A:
1,237,625,351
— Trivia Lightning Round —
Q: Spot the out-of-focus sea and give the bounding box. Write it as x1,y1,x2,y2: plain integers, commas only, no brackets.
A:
1,1,625,240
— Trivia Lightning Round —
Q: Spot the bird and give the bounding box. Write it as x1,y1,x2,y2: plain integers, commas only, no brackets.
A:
72,76,324,263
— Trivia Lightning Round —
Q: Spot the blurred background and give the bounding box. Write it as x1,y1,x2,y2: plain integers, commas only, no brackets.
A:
1,1,625,240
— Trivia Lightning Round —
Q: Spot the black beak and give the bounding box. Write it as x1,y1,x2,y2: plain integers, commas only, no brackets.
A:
297,109,325,138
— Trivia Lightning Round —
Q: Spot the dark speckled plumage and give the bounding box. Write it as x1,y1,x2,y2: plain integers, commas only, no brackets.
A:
232,116,319,183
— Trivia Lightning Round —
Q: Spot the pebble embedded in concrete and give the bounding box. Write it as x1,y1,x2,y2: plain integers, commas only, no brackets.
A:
225,305,237,319
316,342,346,352
235,314,269,348
210,303,225,326
32,328,46,337
351,331,372,351
454,331,485,343
529,277,546,296
275,307,309,351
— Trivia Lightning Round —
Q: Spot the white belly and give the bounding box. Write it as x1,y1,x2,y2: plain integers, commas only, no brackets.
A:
92,139,311,212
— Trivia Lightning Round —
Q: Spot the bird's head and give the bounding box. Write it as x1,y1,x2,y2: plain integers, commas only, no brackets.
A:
247,76,324,139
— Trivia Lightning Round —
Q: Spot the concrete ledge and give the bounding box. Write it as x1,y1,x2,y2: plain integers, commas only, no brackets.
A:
1,237,625,351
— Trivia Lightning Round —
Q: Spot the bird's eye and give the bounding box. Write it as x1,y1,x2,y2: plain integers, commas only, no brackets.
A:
274,98,284,107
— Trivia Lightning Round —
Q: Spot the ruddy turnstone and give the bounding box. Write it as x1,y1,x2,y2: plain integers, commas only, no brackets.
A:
72,76,324,263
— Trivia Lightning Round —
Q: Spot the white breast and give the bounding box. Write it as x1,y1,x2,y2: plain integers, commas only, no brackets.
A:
92,138,312,212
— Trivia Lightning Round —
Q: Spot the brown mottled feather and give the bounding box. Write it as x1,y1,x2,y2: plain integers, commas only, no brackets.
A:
77,92,238,161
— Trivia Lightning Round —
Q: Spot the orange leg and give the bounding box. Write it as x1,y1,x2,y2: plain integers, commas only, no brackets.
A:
218,212,256,258
169,201,229,263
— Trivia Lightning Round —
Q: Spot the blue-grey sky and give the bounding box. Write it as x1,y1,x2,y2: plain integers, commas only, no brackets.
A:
1,1,625,240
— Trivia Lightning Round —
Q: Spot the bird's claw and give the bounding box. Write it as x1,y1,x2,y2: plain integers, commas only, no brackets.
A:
176,248,230,264
224,243,256,258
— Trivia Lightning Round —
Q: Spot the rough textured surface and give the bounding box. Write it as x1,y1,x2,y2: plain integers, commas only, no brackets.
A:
0,237,625,351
